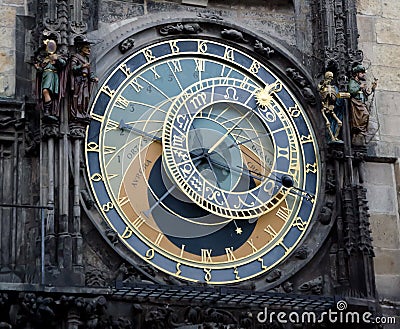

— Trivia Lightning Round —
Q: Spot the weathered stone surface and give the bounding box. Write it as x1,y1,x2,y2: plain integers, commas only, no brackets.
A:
376,19,400,46
0,6,16,28
368,65,400,92
373,44,400,68
376,91,400,115
370,214,400,249
374,274,400,299
364,162,395,186
378,114,400,139
356,0,382,16
99,0,144,23
374,249,400,275
368,141,400,159
365,184,397,214
357,16,376,43
0,51,14,97
382,1,400,19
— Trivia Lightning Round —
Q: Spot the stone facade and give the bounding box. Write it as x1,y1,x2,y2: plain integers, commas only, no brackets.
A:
356,0,400,324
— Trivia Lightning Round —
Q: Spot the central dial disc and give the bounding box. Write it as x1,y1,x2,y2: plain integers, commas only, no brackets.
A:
162,78,293,219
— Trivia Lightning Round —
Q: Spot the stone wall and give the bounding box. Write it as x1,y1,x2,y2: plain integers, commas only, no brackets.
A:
0,1,25,98
356,0,400,325
97,0,299,47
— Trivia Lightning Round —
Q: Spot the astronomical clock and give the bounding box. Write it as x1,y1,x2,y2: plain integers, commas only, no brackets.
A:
84,23,325,287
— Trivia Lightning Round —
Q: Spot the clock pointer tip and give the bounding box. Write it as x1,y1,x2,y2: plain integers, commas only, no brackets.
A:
281,174,294,188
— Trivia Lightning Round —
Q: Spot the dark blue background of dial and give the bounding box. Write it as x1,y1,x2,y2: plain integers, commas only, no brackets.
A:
148,156,257,256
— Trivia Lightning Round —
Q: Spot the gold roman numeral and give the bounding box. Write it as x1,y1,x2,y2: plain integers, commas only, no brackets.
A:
201,249,213,263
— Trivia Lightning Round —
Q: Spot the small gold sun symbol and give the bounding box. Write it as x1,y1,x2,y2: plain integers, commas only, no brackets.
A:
255,82,282,108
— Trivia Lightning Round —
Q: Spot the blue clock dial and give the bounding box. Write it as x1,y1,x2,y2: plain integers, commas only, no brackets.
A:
85,38,320,284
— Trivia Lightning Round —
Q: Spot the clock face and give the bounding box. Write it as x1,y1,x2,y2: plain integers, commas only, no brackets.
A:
85,38,320,284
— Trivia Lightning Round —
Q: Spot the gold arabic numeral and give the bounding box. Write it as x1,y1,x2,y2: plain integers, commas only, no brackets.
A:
102,202,114,212
101,85,115,98
247,239,258,254
121,226,133,239
194,59,205,72
169,40,180,54
118,196,129,207
87,142,100,152
197,40,208,53
249,60,261,74
143,48,156,62
149,66,161,80
171,59,182,72
264,225,278,239
201,249,213,263
105,119,120,132
90,173,103,182
223,47,235,61
225,247,236,262
276,206,291,223
277,146,290,160
132,216,146,229
233,267,240,280
258,257,267,270
306,162,318,174
203,268,212,282
300,134,313,144
175,263,182,276
103,145,116,155
129,78,144,93
292,217,307,231
114,95,129,110
288,104,301,118
120,64,133,77
145,248,155,260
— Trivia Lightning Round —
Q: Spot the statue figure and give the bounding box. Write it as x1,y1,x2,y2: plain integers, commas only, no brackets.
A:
70,38,98,121
34,39,67,121
348,64,378,144
318,71,345,142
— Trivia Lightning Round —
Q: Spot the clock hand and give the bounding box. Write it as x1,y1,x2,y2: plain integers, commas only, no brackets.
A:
228,132,272,148
142,185,176,219
205,155,265,182
207,156,314,201
207,111,252,154
279,174,315,202
142,157,205,218
119,119,162,142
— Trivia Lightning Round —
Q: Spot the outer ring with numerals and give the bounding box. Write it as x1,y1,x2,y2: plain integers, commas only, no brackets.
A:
85,37,320,284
